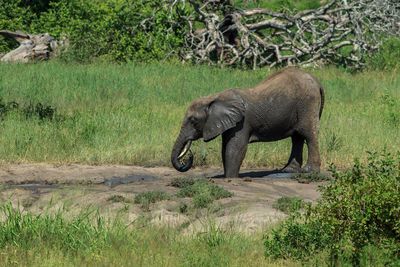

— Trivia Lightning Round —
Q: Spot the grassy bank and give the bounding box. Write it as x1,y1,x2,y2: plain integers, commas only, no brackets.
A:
0,201,394,267
0,62,398,168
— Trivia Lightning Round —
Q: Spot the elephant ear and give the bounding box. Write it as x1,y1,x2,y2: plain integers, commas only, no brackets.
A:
203,90,245,142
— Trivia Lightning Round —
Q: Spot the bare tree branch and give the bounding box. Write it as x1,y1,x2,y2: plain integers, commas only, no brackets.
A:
141,0,400,68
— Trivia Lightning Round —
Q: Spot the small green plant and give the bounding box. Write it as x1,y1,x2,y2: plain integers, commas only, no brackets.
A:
272,197,306,213
177,179,233,208
325,131,343,152
134,191,171,211
107,195,130,203
168,177,196,188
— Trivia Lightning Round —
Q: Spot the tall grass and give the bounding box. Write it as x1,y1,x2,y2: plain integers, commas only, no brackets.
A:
0,62,398,169
0,202,271,266
0,201,394,266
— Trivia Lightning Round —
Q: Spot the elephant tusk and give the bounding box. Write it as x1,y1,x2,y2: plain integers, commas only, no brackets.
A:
178,140,192,159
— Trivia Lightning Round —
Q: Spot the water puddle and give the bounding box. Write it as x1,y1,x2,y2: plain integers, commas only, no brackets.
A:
104,173,162,187
266,173,294,178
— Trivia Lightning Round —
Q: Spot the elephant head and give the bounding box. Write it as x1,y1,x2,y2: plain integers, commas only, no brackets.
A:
171,89,246,172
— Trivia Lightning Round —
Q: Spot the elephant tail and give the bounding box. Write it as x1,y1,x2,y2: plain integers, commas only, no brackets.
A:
319,86,325,119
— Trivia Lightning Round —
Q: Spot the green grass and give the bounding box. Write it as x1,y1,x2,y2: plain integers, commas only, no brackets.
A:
134,191,171,211
177,179,233,208
0,202,278,266
0,61,398,169
0,201,395,266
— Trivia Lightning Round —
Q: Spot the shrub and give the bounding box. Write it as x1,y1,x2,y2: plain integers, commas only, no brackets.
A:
0,0,187,62
366,37,400,71
265,150,400,263
264,215,330,260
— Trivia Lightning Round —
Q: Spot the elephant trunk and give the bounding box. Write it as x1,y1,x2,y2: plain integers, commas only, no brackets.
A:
171,130,193,172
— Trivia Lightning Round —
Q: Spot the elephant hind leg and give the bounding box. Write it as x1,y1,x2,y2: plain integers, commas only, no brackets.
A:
282,133,304,173
301,122,321,173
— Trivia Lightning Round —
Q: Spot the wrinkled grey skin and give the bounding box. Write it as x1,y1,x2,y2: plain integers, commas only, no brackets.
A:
171,68,325,177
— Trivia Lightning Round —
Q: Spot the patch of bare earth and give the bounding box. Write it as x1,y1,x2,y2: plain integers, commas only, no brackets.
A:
0,164,323,232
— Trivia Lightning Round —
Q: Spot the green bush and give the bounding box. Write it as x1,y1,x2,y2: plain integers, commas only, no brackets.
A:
265,150,400,263
264,215,330,260
366,38,400,71
0,0,187,62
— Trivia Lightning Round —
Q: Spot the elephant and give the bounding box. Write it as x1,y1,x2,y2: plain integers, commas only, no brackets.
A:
171,67,324,178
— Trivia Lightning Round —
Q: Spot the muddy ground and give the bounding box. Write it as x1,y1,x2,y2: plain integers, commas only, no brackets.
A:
0,164,324,232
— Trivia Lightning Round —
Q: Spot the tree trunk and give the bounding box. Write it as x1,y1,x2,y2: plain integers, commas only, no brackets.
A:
0,30,62,62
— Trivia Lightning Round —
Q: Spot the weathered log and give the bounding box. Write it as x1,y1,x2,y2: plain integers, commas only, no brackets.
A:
0,30,61,62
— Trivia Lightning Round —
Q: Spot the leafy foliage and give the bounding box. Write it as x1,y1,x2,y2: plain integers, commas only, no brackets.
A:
0,0,187,62
366,38,400,71
265,150,400,263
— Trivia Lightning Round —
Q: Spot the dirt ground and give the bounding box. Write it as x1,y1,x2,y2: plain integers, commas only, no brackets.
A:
0,164,324,232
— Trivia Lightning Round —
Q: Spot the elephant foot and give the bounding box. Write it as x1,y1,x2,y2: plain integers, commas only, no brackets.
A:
281,163,301,173
301,163,320,173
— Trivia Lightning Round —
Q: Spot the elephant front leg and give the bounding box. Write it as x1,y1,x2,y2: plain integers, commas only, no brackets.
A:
221,127,249,178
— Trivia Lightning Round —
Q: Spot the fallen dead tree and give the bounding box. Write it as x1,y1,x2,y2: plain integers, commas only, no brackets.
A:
141,0,400,68
0,30,63,63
